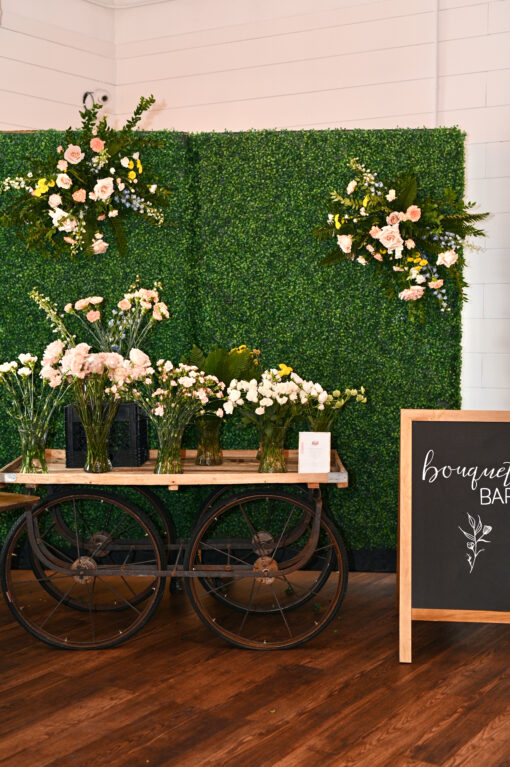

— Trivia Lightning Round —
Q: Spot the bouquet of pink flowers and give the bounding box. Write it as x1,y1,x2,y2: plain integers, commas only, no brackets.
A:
42,340,152,472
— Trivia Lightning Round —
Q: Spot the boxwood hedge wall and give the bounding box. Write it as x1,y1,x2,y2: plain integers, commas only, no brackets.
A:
0,127,464,565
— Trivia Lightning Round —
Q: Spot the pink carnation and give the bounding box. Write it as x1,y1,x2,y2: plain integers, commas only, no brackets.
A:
428,279,444,289
399,286,425,301
437,250,458,268
405,205,421,222
373,254,383,262
92,239,109,255
72,188,86,203
405,239,415,249
86,310,101,323
118,299,132,311
89,296,103,305
75,298,91,311
90,137,105,152
42,339,64,367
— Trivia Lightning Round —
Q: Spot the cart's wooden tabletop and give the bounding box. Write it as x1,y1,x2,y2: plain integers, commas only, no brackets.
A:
0,449,348,490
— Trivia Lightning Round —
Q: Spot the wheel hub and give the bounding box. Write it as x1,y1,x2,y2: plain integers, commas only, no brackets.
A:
71,556,97,584
252,531,275,556
253,556,278,584
86,531,112,558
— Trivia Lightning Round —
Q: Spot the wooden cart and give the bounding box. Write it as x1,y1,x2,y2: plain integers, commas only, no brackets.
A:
0,449,349,651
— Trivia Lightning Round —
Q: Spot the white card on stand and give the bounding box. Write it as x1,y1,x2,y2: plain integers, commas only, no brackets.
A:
298,432,331,473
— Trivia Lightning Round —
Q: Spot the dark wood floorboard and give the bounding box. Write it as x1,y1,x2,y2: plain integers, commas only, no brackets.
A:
2,573,510,767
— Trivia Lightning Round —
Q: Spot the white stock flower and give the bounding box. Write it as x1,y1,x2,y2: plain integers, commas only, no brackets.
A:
255,406,265,415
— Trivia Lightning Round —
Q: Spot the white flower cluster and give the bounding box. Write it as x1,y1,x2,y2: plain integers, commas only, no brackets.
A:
226,369,326,417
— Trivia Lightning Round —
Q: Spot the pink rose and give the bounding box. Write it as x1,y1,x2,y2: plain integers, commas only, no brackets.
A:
336,234,352,254
366,244,374,254
386,211,401,226
57,146,63,153
48,193,62,208
437,250,458,268
405,239,415,249
86,310,101,323
369,226,381,238
72,188,86,203
92,239,109,255
393,266,404,272
57,159,68,172
118,299,132,311
357,256,367,265
405,205,421,222
97,214,106,221
399,286,425,301
378,225,403,252
56,173,72,189
90,137,105,152
373,254,383,262
428,279,444,289
93,177,114,201
63,144,84,165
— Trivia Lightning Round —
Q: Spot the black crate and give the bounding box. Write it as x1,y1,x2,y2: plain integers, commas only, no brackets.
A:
65,403,149,468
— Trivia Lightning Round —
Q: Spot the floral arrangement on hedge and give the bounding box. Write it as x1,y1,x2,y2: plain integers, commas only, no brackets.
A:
314,158,489,311
121,361,225,473
0,95,170,258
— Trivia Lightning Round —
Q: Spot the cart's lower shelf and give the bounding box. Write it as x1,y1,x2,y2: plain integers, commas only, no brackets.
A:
0,448,348,489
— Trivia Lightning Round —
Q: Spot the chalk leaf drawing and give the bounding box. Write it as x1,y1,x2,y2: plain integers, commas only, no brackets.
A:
459,513,492,574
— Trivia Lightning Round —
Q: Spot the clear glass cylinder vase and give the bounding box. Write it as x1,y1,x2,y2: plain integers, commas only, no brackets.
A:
18,425,48,474
77,400,118,473
155,426,185,474
195,414,223,466
258,424,287,473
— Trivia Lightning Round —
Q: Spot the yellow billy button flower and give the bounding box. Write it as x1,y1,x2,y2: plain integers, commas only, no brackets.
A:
334,214,341,229
47,180,55,187
419,259,428,266
362,194,370,207
128,160,134,169
278,364,293,377
136,159,143,174
128,170,136,180
407,257,414,262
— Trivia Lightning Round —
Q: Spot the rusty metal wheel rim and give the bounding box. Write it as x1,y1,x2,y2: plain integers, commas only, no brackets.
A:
28,491,163,612
184,490,348,650
1,496,166,649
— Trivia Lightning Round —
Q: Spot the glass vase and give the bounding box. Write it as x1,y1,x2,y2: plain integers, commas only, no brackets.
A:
258,424,287,473
19,425,48,474
155,427,185,474
195,414,223,466
77,400,118,473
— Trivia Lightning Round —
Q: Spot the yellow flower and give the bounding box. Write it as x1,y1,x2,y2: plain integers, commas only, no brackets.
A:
415,265,422,271
48,180,55,187
407,257,414,262
33,189,42,197
334,214,341,229
278,363,293,376
419,259,428,266
136,159,143,174
362,194,370,207
128,170,136,180
128,160,134,169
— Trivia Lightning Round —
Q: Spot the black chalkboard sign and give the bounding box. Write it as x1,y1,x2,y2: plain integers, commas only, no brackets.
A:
399,410,510,663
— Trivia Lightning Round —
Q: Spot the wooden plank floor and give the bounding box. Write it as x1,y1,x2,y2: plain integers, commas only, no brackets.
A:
2,572,510,767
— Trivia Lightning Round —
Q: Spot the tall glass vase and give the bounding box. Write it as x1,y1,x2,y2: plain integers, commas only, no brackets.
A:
195,414,223,466
154,425,186,474
75,399,118,473
258,423,288,473
18,424,48,473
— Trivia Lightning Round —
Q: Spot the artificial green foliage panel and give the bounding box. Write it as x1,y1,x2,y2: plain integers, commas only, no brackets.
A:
0,127,464,549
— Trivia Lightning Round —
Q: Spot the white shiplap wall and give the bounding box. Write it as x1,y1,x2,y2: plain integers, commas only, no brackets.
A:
0,0,115,129
1,0,510,408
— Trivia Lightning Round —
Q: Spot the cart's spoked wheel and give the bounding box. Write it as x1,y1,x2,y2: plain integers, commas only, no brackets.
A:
184,490,348,650
0,491,166,649
26,490,164,612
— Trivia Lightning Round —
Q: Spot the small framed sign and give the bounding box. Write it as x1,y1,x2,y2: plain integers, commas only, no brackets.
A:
399,409,510,663
298,432,331,474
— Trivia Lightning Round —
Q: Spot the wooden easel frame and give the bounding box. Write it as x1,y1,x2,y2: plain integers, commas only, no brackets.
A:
399,409,510,663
